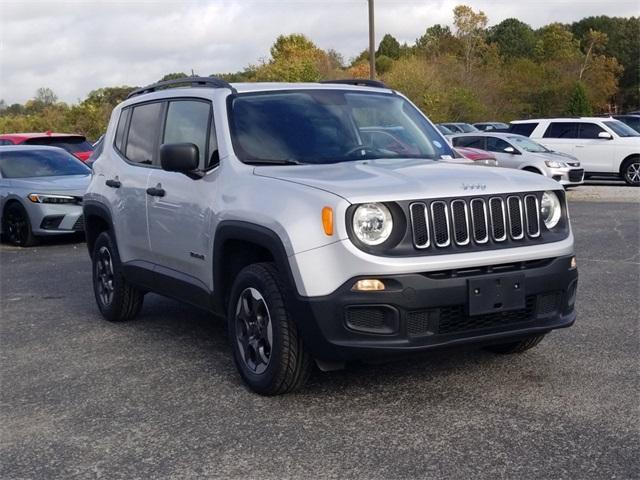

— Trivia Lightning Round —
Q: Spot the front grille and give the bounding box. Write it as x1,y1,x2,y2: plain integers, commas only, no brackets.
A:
72,215,84,232
409,193,543,251
569,169,584,182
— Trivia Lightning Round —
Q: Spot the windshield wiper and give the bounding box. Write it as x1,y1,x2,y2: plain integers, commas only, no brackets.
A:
244,158,303,166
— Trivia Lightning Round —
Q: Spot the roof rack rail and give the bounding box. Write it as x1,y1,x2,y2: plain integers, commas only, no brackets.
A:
320,79,389,89
127,76,236,99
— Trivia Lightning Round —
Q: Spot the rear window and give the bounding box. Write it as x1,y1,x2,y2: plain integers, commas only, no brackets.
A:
24,136,94,153
0,149,91,178
543,122,579,139
509,123,538,137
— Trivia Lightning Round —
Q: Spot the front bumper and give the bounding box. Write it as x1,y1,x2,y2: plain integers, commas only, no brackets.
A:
28,203,84,235
290,255,577,361
549,166,584,186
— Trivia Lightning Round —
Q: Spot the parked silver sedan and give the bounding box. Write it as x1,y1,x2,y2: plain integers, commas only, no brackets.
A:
0,146,91,246
450,132,585,186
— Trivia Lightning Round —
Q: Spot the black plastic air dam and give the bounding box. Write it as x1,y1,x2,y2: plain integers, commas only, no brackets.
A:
287,255,577,361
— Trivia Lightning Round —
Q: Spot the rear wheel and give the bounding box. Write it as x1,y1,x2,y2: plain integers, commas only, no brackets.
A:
227,262,312,395
92,231,144,322
2,202,37,247
485,334,546,354
621,157,640,186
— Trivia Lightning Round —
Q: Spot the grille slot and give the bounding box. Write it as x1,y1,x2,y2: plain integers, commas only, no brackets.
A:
344,306,398,335
430,201,451,247
409,203,430,248
489,197,507,242
470,198,489,244
450,200,470,245
524,195,540,237
507,196,524,240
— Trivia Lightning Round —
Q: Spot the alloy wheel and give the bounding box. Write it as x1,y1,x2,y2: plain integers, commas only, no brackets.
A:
95,246,115,306
6,208,28,245
235,287,273,375
625,162,640,185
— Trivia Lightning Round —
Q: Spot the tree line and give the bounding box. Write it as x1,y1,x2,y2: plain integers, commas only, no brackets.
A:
1,6,637,140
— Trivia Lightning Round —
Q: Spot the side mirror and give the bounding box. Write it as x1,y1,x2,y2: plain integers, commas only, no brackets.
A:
504,146,516,154
598,131,613,140
160,143,199,173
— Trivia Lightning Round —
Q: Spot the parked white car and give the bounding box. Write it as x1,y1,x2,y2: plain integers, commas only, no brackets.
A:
510,117,640,186
450,132,584,186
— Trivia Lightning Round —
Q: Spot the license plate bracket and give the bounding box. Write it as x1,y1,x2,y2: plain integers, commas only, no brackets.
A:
468,273,526,316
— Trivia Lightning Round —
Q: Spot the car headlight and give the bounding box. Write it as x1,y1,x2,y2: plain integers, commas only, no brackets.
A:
540,191,562,229
545,160,565,168
28,193,77,204
352,203,393,246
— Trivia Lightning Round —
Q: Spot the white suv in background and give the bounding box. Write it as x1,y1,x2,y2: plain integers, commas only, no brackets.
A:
510,118,640,186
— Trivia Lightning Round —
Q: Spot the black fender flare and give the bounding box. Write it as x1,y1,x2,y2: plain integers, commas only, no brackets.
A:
83,201,115,255
212,220,297,310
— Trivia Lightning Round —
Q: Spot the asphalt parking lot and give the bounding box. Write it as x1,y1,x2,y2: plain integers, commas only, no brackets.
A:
1,183,639,480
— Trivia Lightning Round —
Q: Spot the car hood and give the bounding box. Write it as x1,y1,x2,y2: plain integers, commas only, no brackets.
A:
613,136,640,145
12,174,90,196
528,151,579,163
254,158,560,204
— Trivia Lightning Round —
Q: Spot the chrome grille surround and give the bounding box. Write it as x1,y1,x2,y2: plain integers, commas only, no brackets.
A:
407,192,548,252
430,201,451,248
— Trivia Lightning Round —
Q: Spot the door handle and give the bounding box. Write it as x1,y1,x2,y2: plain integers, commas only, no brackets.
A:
105,179,121,188
146,187,166,197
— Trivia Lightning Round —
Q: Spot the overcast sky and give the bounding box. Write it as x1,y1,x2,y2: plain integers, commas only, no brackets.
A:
1,0,637,104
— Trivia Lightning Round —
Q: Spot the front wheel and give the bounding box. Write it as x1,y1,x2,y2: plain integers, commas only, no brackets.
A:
484,334,546,354
622,158,640,186
2,203,37,247
227,263,312,395
92,231,144,322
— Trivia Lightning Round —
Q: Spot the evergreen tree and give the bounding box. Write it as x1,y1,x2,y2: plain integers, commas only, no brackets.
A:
566,82,592,116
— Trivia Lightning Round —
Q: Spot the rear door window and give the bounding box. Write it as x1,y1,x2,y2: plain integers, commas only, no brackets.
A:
452,136,485,149
114,108,131,154
125,102,163,165
543,122,579,139
509,123,538,137
578,123,605,139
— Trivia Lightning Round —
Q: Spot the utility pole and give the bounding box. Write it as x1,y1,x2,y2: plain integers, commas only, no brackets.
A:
368,0,376,79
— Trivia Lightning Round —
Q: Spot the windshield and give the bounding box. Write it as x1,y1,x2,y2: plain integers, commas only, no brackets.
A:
229,90,455,165
0,149,91,178
507,136,550,153
604,120,640,138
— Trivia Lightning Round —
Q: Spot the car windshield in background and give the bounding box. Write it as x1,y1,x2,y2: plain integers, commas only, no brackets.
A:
24,136,94,153
508,136,550,153
604,120,640,138
0,149,91,178
229,90,455,165
458,124,478,133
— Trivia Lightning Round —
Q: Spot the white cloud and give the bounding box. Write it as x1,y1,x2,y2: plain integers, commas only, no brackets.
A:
0,0,637,104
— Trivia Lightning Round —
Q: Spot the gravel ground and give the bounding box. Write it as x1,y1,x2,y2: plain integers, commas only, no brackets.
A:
1,187,639,479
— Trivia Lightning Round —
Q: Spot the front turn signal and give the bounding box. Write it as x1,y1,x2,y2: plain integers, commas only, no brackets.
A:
322,206,334,236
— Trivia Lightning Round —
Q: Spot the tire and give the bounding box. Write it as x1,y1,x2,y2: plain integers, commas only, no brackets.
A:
484,334,546,354
92,231,144,322
227,262,312,395
2,202,38,247
621,157,640,186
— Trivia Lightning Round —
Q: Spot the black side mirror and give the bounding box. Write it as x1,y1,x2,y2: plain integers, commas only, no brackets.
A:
160,143,199,173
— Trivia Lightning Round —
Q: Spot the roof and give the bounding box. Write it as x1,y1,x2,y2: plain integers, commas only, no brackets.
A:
0,145,71,152
450,132,526,139
511,117,614,123
229,82,393,94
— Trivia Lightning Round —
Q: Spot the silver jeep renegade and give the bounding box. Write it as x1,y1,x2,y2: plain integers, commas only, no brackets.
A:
84,77,578,395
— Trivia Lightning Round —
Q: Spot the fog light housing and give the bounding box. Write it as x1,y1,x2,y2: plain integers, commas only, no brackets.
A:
352,279,385,292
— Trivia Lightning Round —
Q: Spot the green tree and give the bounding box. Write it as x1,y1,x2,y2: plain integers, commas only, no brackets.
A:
253,34,327,82
415,24,459,58
35,87,57,105
488,18,535,59
375,55,393,74
376,34,401,60
535,24,579,62
453,5,489,72
566,82,593,115
159,72,189,82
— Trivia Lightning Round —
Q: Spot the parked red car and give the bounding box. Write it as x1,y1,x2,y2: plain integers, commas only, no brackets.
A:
0,132,94,162
454,146,497,166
